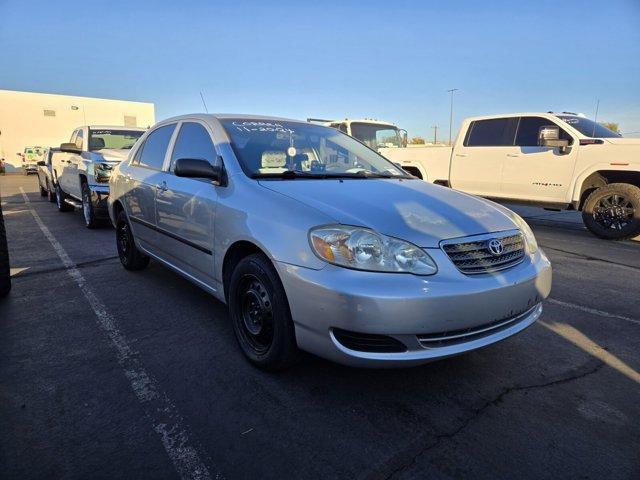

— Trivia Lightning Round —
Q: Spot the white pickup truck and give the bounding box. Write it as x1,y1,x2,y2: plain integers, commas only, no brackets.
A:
326,113,640,240
54,125,146,228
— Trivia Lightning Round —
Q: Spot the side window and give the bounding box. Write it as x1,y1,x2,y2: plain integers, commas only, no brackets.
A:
69,130,78,144
169,122,216,171
138,124,176,170
465,118,518,147
515,117,574,147
339,123,348,133
75,129,84,150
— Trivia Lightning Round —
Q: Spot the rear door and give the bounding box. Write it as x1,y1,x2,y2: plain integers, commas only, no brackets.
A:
500,116,578,202
449,117,519,196
125,123,177,249
154,121,220,284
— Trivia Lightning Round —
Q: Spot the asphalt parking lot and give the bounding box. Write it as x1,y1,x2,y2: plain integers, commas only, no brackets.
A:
1,173,639,480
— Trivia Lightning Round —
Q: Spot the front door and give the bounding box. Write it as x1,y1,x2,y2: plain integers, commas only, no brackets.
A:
449,117,519,196
125,123,177,248
500,116,578,203
154,121,219,284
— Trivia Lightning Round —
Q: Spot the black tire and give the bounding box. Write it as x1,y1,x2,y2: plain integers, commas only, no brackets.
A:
55,183,73,212
228,253,298,371
582,183,640,240
116,211,149,271
47,180,56,203
0,201,11,298
81,182,99,229
39,181,47,197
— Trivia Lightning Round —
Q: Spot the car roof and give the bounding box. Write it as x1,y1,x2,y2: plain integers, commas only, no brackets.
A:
77,125,148,131
157,113,309,125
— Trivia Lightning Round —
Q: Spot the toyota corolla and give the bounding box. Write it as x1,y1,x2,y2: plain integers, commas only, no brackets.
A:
108,114,552,370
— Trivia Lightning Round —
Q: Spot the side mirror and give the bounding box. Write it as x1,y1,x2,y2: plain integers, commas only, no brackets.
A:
60,142,82,154
399,129,408,147
37,160,46,166
538,126,569,149
174,158,222,183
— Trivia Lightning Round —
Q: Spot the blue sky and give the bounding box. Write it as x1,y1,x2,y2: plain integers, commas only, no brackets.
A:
1,0,639,138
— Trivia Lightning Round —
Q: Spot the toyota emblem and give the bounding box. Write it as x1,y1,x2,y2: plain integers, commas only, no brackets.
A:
487,239,504,256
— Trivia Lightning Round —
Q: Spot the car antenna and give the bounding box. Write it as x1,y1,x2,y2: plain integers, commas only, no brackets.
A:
200,91,209,113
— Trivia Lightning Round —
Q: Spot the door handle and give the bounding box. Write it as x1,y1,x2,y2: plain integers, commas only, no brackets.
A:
507,153,520,157
455,153,468,157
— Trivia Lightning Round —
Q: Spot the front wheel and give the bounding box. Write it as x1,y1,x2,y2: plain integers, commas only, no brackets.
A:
47,180,56,203
39,181,47,197
582,183,640,240
228,253,298,371
116,211,149,271
81,182,99,229
55,183,73,212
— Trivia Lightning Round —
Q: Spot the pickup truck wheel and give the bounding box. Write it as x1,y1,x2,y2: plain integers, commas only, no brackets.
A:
47,181,56,203
55,184,73,212
39,182,47,197
582,183,640,240
81,182,99,229
228,253,298,371
0,202,11,298
116,211,149,271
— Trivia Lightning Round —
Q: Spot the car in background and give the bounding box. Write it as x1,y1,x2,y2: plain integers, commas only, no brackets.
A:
108,114,552,371
0,198,10,298
37,147,59,203
19,146,45,175
54,126,146,228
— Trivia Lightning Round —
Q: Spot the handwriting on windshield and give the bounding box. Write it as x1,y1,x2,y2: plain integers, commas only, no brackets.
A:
232,121,294,134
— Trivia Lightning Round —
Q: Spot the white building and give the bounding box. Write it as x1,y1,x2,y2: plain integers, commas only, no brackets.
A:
0,89,155,171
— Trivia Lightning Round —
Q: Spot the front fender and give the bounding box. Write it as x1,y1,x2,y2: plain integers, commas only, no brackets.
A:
213,175,334,282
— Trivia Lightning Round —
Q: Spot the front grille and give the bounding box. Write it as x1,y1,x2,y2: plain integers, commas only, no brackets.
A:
442,231,525,274
417,305,538,348
332,328,407,353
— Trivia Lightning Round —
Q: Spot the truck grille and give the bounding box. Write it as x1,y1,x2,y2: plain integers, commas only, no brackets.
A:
441,231,525,274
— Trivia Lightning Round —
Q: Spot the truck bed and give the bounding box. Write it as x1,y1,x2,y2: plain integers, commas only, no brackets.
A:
379,145,452,183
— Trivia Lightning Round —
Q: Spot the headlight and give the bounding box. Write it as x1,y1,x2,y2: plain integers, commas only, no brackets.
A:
511,214,538,254
94,163,113,183
309,226,437,275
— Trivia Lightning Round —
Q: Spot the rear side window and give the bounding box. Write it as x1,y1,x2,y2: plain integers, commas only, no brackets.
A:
465,118,518,146
137,124,176,170
515,117,573,146
170,122,217,171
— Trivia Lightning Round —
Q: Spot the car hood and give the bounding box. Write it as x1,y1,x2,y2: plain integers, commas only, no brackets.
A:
92,149,130,162
603,138,640,146
258,179,518,247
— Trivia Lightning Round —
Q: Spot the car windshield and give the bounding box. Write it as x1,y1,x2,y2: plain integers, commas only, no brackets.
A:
350,122,402,148
88,129,144,151
556,115,621,138
220,119,410,179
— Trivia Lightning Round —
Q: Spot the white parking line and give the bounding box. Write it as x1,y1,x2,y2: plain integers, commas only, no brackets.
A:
548,298,640,326
19,188,218,480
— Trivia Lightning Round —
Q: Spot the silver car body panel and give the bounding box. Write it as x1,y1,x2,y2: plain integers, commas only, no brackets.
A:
108,114,552,366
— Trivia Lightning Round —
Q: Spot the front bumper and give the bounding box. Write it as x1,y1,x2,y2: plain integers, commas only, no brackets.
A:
276,248,552,367
89,184,110,218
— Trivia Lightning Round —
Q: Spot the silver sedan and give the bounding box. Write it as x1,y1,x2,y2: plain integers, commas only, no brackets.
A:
108,114,552,370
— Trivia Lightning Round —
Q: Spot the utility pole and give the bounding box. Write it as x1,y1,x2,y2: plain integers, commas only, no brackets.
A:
431,125,438,144
447,88,459,145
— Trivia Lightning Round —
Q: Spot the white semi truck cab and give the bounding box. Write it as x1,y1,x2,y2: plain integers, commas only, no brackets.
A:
324,113,640,241
308,118,407,149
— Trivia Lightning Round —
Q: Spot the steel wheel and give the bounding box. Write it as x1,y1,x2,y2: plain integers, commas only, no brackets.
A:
237,274,275,355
